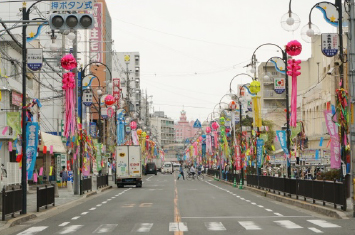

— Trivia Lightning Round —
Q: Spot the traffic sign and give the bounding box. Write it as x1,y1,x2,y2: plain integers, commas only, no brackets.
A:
193,119,201,128
321,33,339,57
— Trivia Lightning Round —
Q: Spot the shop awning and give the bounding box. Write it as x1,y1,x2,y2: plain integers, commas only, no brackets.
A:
38,132,66,153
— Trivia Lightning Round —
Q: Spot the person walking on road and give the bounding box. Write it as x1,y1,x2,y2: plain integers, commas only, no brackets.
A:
177,165,185,180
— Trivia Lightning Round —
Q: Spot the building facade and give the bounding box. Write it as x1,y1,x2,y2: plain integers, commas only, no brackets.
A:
174,110,198,143
150,111,175,148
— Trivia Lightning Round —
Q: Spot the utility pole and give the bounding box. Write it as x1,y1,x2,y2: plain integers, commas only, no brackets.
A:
348,0,355,217
73,31,80,195
124,55,130,115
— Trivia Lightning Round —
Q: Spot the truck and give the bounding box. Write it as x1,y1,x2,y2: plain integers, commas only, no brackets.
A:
115,145,142,188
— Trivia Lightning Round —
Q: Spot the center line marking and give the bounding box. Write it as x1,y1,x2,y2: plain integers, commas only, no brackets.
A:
59,222,70,227
89,207,96,210
71,216,80,220
274,213,283,216
81,212,89,215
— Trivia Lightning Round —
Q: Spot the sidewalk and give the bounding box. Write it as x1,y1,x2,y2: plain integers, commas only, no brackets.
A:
207,175,354,219
0,177,114,229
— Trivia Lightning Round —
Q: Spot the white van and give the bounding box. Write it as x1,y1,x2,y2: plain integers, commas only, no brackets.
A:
173,163,181,171
161,162,173,174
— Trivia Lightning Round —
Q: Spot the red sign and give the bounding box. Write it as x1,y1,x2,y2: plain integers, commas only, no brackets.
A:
235,145,241,171
112,78,121,107
11,91,22,107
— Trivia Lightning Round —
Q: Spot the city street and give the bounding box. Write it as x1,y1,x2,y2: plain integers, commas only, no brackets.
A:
2,173,354,235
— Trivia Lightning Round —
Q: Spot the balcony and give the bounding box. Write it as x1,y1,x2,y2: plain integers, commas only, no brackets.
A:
263,90,286,99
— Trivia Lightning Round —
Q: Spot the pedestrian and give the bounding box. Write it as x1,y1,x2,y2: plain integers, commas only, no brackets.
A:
177,165,185,180
60,166,68,188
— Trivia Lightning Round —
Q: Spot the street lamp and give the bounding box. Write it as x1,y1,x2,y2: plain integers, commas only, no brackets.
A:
280,0,301,32
250,43,291,178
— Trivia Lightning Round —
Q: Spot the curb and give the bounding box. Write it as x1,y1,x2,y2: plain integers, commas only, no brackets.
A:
100,185,112,193
85,191,98,198
207,175,348,219
7,213,37,228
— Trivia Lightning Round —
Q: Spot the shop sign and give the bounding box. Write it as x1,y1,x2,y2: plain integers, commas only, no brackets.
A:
27,48,43,71
11,91,22,107
321,33,338,57
274,78,285,94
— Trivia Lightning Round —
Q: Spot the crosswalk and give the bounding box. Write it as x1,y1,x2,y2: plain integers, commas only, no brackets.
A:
17,219,341,234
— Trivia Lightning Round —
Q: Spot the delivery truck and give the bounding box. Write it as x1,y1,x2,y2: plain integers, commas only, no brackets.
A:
115,145,142,188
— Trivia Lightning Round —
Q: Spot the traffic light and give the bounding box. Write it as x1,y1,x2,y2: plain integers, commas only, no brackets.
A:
49,14,94,30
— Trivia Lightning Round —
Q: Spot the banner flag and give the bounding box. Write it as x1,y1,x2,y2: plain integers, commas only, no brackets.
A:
26,122,39,180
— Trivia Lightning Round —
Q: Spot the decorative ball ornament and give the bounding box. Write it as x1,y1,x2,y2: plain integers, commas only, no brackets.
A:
104,95,115,106
199,136,203,141
206,126,211,133
249,80,261,94
137,129,142,136
229,100,237,110
61,54,77,71
130,121,137,130
286,40,302,56
62,72,75,90
219,117,225,125
211,122,219,130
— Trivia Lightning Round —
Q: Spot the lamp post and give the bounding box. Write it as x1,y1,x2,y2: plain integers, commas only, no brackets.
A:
250,43,290,178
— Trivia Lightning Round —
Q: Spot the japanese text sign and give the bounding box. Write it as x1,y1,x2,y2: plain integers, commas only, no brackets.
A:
50,0,93,11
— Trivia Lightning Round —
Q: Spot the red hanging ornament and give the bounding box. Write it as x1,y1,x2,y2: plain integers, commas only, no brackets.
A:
61,54,77,70
286,40,302,56
104,94,115,106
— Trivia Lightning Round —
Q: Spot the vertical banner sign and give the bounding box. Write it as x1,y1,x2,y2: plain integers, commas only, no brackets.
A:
235,145,241,170
274,78,285,94
11,91,22,107
276,130,289,154
256,139,264,167
323,110,341,169
27,49,43,71
90,2,103,62
26,122,39,180
82,153,91,176
113,78,121,106
96,143,102,171
89,122,97,137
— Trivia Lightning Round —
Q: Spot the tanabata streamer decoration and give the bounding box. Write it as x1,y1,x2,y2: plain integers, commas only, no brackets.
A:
61,54,77,71
252,96,262,127
211,121,219,148
62,72,76,137
249,80,261,94
287,59,301,127
105,94,115,106
130,121,139,145
286,40,302,56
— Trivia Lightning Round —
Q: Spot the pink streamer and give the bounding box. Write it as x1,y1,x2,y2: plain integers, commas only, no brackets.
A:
131,130,139,145
213,131,218,148
2,126,8,135
287,59,301,127
206,135,212,154
63,72,76,138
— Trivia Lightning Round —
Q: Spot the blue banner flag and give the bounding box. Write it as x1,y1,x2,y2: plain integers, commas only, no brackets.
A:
276,130,289,154
26,122,39,180
256,139,264,167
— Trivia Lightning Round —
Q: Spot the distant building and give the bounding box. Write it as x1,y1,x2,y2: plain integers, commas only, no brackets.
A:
174,110,198,143
150,111,175,148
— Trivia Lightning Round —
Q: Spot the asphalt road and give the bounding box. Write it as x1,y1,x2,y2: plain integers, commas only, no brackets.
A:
4,172,355,235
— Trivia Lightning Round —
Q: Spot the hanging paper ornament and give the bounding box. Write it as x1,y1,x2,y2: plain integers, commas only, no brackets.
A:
211,122,219,130
219,117,225,125
146,135,150,139
43,146,47,154
104,94,115,106
130,121,137,130
286,40,302,56
199,136,203,141
249,80,261,94
61,54,77,70
229,100,237,110
137,129,142,136
206,126,211,133
62,72,76,138
287,59,302,127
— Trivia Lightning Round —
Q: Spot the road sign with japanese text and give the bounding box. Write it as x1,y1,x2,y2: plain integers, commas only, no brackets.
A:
321,33,339,57
50,0,93,12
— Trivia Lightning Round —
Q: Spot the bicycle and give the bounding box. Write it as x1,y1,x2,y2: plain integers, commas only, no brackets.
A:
186,172,204,181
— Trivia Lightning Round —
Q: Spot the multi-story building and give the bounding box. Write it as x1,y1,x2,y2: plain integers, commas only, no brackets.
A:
174,110,198,143
150,111,175,148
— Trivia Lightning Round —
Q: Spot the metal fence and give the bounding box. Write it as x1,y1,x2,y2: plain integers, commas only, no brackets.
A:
37,185,55,212
247,175,347,211
207,169,242,184
1,187,22,221
80,177,92,195
97,175,108,189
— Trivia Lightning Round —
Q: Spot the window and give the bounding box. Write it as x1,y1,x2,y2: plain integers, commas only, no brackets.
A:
271,71,278,76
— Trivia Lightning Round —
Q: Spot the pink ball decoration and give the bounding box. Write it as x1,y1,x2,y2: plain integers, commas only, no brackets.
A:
61,54,77,70
62,72,75,90
211,121,219,130
104,95,115,106
286,40,302,56
206,126,211,133
199,136,203,141
130,121,137,130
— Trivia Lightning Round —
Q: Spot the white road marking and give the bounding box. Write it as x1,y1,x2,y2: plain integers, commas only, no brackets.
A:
59,222,70,227
258,205,264,208
274,213,283,216
246,200,251,202
182,216,312,219
169,222,188,231
308,227,324,233
131,223,154,232
102,202,107,204
237,196,240,198
58,225,83,234
93,224,118,233
274,220,303,229
251,202,257,205
111,197,115,199
71,216,80,220
307,220,340,228
89,207,96,210
265,209,273,212
107,199,112,201
81,212,89,215
240,198,245,200
17,226,48,234
205,222,226,231
239,221,261,230
97,204,102,207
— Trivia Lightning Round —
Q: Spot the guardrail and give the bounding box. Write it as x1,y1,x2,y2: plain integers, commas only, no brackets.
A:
1,187,22,221
247,175,347,211
207,169,242,184
37,185,55,212
80,177,92,195
97,175,108,189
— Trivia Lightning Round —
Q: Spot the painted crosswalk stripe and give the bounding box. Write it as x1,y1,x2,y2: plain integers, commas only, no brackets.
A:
169,222,188,231
59,222,70,227
246,200,251,202
93,224,118,233
58,225,83,234
274,220,302,229
308,227,323,233
17,226,48,234
239,221,261,230
131,223,154,232
81,212,89,215
251,202,257,205
71,216,80,220
307,220,340,228
205,222,226,231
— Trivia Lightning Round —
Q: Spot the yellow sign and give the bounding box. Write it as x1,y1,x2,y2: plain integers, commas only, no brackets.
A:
120,153,125,157
124,55,130,62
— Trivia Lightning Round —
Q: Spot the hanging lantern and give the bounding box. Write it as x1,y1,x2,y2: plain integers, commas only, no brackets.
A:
104,94,115,106
206,126,211,133
229,100,237,110
211,122,219,130
61,54,77,71
130,121,137,130
249,80,261,94
286,40,302,56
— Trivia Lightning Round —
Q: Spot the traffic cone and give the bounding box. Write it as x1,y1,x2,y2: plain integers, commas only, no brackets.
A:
239,179,243,189
233,177,237,187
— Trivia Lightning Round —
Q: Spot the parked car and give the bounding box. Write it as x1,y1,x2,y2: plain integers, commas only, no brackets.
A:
145,162,157,175
161,162,173,174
